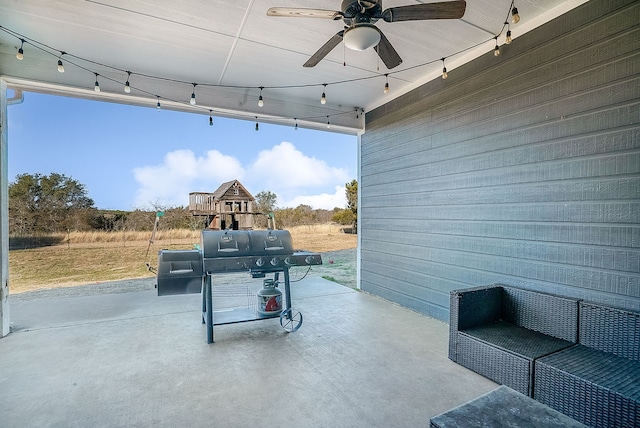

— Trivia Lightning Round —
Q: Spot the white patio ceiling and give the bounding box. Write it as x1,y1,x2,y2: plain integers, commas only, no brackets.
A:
0,0,586,133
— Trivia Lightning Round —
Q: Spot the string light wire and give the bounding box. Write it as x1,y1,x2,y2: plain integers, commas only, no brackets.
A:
1,1,519,129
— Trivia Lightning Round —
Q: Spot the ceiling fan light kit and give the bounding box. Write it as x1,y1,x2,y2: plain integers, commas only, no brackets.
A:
267,0,467,69
344,24,380,51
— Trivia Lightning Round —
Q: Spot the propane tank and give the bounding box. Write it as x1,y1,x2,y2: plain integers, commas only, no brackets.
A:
257,278,282,315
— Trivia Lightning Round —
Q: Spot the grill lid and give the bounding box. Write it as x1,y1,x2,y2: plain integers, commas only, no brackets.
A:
201,229,293,259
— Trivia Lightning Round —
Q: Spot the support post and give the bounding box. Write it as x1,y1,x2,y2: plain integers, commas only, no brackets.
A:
204,274,214,344
0,80,10,337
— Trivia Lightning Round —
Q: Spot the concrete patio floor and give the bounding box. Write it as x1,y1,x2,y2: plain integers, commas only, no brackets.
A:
1,276,496,427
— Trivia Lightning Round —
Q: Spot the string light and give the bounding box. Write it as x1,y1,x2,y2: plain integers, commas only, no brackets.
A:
326,116,331,129
255,117,259,131
57,52,65,73
190,83,197,105
16,38,24,60
209,110,214,126
294,118,298,131
4,0,518,129
124,71,131,93
258,86,264,107
441,58,448,79
511,6,520,24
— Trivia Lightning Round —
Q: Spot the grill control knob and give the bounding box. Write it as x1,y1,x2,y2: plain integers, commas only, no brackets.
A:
305,255,314,265
270,257,279,266
255,258,265,267
284,257,292,266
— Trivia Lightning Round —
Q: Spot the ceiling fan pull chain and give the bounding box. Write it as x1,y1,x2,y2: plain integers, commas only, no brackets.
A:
267,1,466,69
343,40,346,66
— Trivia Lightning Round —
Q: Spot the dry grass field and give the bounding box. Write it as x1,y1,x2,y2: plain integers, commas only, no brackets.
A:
9,224,357,294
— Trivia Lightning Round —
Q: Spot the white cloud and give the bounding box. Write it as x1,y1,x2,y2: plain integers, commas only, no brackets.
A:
132,142,352,210
247,142,349,190
132,149,243,208
245,142,350,209
281,186,347,210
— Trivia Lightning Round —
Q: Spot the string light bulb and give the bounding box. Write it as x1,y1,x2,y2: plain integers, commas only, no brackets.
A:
258,86,264,107
255,117,259,131
190,83,197,105
57,52,65,73
209,110,214,126
5,0,522,128
294,118,298,131
320,84,327,105
511,6,520,24
124,71,131,93
441,58,448,79
156,96,161,110
16,39,24,60
327,116,331,129
384,74,390,94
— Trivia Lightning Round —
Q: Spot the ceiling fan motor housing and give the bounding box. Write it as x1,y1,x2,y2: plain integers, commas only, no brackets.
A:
341,0,382,26
267,0,465,69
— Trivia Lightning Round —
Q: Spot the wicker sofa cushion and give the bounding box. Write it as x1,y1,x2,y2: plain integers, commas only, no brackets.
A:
537,345,640,401
535,345,640,427
462,321,574,360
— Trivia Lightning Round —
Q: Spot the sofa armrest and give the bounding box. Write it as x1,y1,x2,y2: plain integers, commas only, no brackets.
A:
579,301,640,361
449,284,503,361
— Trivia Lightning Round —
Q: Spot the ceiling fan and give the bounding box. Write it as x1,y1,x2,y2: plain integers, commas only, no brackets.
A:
267,0,467,69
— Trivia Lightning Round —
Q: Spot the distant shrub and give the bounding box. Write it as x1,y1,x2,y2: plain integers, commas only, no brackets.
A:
331,209,355,226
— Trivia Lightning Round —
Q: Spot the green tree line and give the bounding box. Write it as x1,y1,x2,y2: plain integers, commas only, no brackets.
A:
9,173,358,235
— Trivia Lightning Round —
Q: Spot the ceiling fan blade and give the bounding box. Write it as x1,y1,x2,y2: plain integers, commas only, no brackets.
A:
267,7,342,20
374,30,402,69
382,1,466,22
358,0,380,9
303,30,345,67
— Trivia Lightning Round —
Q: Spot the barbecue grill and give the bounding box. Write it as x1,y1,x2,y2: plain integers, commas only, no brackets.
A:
156,229,322,343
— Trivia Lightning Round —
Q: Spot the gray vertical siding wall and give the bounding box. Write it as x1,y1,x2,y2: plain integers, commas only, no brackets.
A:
360,0,639,321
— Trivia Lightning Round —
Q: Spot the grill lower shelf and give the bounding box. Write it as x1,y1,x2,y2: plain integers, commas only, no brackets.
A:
210,307,280,325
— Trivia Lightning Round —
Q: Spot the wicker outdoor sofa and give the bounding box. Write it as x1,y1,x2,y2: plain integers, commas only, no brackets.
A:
449,284,640,427
448,284,579,396
534,301,640,427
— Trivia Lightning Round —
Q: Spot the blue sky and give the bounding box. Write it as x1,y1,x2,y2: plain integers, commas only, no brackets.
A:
8,92,357,211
